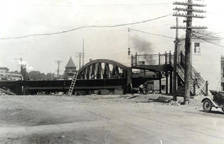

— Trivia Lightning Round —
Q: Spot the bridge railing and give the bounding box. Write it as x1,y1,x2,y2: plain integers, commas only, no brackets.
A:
179,52,207,95
131,52,173,66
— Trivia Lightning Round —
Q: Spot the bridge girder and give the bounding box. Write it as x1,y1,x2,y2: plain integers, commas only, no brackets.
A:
78,59,130,80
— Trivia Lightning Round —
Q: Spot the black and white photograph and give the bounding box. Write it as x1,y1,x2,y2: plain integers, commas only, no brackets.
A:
0,0,224,143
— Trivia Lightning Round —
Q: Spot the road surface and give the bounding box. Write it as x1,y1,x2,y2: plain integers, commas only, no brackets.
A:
0,95,224,144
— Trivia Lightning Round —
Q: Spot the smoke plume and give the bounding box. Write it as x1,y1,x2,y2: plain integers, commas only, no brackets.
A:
131,36,156,65
131,36,153,53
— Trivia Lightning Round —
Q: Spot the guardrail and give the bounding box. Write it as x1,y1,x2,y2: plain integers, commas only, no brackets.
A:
131,51,208,96
131,52,173,66
179,51,208,95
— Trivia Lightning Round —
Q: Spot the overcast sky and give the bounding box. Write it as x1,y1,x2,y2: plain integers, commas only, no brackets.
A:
0,0,224,73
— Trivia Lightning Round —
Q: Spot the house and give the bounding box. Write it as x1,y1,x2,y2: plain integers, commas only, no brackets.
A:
64,57,77,80
178,33,222,91
0,67,23,81
0,67,9,80
221,56,224,91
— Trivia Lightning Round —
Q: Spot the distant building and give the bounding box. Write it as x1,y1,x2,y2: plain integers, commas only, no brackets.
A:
0,67,22,81
221,56,224,91
0,67,9,80
64,57,77,80
178,33,222,91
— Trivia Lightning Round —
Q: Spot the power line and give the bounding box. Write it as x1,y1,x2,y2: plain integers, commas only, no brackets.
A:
78,3,171,7
0,14,172,40
129,28,175,39
183,30,224,46
192,34,224,48
192,30,224,39
7,3,170,7
207,11,224,16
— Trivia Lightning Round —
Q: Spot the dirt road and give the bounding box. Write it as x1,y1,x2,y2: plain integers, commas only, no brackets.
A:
0,94,224,144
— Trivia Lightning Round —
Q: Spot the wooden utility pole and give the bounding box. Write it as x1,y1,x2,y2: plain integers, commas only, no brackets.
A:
76,39,85,70
55,60,62,78
172,17,179,101
82,38,85,67
20,58,23,76
184,0,193,104
79,52,81,69
75,52,82,69
172,0,206,104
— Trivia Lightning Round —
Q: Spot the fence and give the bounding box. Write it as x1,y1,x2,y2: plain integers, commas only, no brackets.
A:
131,52,173,66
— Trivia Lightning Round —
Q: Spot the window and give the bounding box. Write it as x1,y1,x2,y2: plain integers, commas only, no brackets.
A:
194,43,200,54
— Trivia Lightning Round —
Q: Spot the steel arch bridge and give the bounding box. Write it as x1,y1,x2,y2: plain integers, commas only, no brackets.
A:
0,59,162,95
71,59,133,94
78,59,131,80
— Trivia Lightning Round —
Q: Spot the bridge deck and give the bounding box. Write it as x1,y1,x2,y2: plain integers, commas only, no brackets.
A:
132,65,173,72
131,52,174,72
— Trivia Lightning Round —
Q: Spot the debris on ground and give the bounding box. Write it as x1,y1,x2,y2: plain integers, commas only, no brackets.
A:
128,94,140,99
155,96,173,103
169,100,181,106
56,92,64,96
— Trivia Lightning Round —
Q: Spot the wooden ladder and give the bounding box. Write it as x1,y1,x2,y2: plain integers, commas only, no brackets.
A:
68,72,78,96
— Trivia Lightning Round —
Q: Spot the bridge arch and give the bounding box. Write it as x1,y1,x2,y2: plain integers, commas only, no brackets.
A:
77,59,131,80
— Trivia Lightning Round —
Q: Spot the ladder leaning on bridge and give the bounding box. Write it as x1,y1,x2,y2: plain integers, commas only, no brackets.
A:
67,72,78,96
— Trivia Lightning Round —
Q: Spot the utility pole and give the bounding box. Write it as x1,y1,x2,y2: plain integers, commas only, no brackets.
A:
82,38,85,67
55,60,62,78
76,40,85,70
20,58,23,76
172,17,179,101
172,0,206,104
19,58,26,81
75,52,82,69
79,52,81,68
75,38,86,70
128,28,132,65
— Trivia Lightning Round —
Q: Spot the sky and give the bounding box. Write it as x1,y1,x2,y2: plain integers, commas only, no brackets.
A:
0,0,224,74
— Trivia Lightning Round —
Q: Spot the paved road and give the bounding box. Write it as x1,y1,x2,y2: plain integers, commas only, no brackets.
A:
0,95,224,144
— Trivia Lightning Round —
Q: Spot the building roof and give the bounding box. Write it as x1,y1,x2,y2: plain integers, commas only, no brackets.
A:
65,57,76,68
179,30,221,42
0,67,9,71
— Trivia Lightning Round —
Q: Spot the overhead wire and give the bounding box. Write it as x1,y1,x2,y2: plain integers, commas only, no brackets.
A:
128,28,175,39
0,14,172,40
6,2,170,7
181,29,224,48
192,33,224,48
78,3,170,7
193,30,224,39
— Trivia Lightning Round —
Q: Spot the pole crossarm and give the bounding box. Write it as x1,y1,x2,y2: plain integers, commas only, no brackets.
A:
173,7,206,13
171,26,207,29
171,26,186,29
173,13,205,18
173,2,206,7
